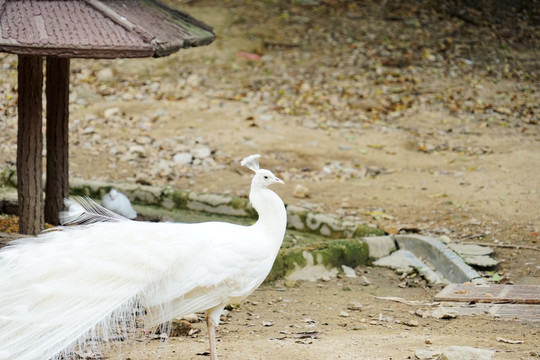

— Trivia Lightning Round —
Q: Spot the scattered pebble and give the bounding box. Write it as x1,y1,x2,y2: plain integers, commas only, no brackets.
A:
341,265,356,278
347,302,362,311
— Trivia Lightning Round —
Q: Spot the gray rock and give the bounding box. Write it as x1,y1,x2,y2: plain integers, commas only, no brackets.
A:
103,107,120,120
128,145,146,158
173,152,193,165
430,306,457,319
292,184,310,199
438,346,494,360
415,349,438,360
361,275,371,286
81,126,95,135
341,265,357,278
191,146,212,159
135,136,153,145
96,67,114,82
186,74,201,87
180,313,199,323
347,302,362,311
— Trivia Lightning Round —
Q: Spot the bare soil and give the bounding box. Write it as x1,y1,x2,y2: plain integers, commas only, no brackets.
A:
1,0,539,358
103,267,539,360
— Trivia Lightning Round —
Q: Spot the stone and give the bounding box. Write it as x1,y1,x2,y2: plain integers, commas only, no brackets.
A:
191,146,212,159
347,302,362,311
181,313,199,323
151,160,173,178
136,136,153,145
438,346,494,360
361,275,371,286
103,107,121,119
403,319,419,327
415,349,438,360
186,73,201,87
430,306,457,319
128,145,146,158
341,265,357,278
292,184,310,198
96,67,114,82
364,236,396,259
173,152,193,165
81,126,95,135
339,311,350,317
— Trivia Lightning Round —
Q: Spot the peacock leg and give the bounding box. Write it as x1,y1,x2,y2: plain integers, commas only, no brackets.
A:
206,308,221,360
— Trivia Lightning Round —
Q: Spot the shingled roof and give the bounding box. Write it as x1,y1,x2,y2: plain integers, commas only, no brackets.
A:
0,0,215,58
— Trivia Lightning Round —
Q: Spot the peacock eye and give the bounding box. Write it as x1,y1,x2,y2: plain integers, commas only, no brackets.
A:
264,175,268,179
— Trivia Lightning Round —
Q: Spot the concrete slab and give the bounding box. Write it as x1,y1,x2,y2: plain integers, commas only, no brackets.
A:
374,249,445,284
395,235,481,283
364,236,396,259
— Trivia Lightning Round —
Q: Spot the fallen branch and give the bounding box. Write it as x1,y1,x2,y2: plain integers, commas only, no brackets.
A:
373,296,437,306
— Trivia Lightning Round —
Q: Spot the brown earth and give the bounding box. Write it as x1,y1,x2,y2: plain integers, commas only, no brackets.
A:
1,0,539,359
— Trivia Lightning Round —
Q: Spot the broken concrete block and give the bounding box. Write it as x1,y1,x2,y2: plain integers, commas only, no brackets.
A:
448,243,494,256
364,235,396,259
463,255,499,268
286,251,338,282
374,249,445,284
395,235,481,283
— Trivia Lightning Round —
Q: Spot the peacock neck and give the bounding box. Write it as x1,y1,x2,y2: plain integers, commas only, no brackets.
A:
250,187,287,250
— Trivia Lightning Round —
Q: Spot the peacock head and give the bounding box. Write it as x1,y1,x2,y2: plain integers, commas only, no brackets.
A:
241,154,284,189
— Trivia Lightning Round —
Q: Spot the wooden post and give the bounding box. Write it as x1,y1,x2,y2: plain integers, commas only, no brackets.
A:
17,55,44,235
45,57,70,225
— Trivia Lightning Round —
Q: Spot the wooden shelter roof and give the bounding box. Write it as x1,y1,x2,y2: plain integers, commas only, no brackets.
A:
0,0,215,59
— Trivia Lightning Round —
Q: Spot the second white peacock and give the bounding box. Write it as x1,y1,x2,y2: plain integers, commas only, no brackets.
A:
0,154,287,360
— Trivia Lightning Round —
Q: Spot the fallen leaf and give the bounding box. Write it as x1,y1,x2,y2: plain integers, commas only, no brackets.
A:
237,52,262,61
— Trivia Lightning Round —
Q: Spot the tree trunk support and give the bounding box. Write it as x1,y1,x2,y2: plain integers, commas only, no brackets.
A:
45,57,70,225
17,55,44,235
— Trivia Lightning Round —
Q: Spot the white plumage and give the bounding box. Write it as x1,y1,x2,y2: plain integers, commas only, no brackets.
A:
101,189,137,219
0,154,286,360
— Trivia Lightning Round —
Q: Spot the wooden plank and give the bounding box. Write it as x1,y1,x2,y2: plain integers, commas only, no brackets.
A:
435,284,540,304
437,303,540,321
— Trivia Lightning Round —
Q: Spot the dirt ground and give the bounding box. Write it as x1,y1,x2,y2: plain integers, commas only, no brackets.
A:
101,267,539,360
1,0,539,359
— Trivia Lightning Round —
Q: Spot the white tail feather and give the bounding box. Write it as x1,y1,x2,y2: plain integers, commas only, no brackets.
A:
240,154,261,172
60,197,130,226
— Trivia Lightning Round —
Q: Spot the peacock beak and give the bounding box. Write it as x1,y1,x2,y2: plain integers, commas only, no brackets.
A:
275,177,284,185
